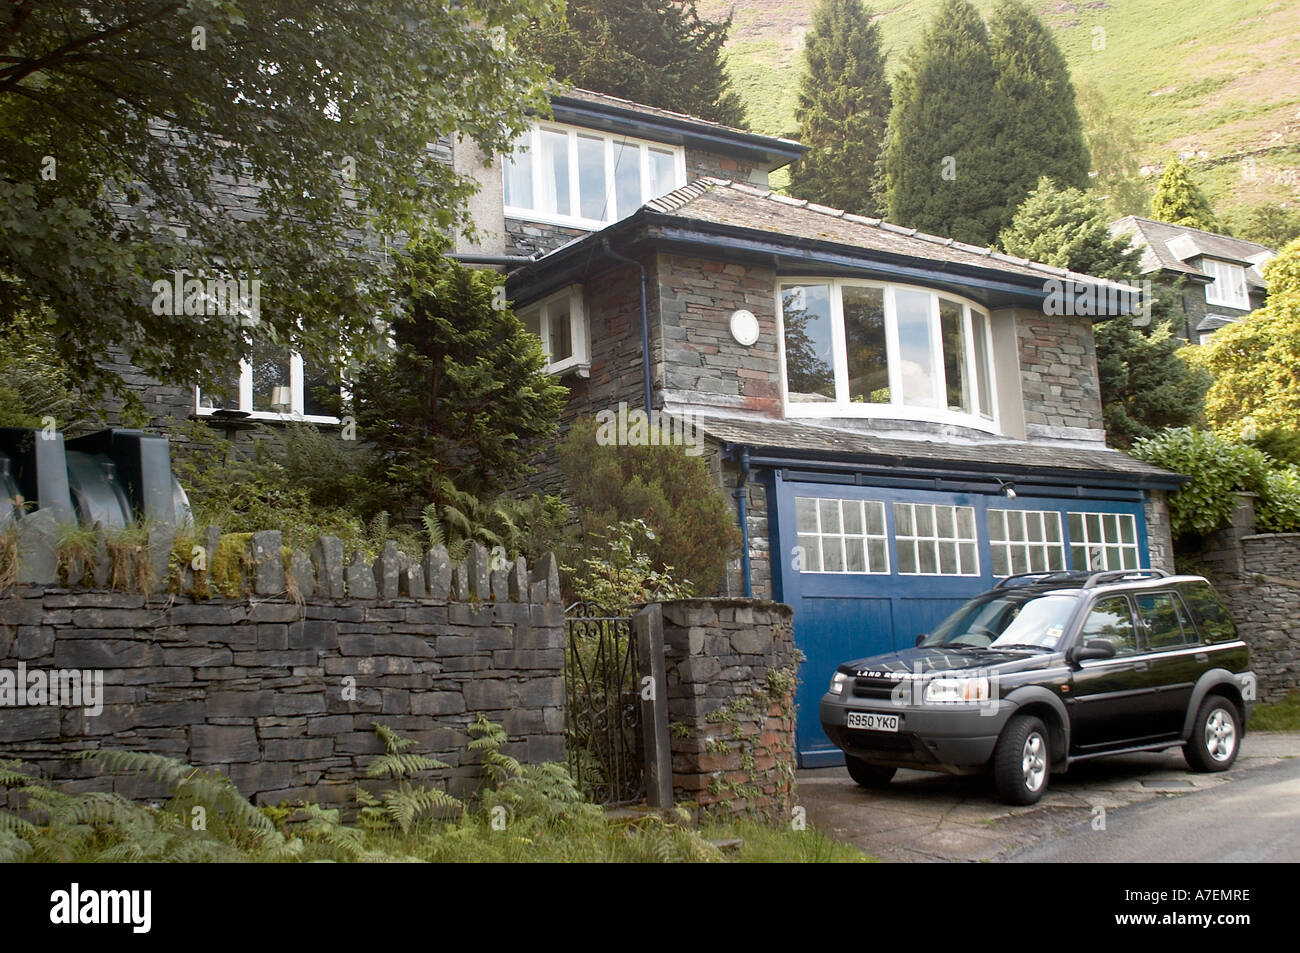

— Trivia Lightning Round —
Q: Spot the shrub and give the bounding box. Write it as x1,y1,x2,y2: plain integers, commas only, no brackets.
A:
1130,428,1270,538
558,417,740,595
565,518,695,612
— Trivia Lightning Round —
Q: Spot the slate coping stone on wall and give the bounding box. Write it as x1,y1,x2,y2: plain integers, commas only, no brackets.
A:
345,552,377,598
311,535,346,598
250,530,285,595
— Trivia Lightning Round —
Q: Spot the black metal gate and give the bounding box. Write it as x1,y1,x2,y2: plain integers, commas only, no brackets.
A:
564,602,645,805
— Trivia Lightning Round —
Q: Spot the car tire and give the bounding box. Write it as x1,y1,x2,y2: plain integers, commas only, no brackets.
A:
992,714,1050,805
845,757,896,788
1183,695,1241,772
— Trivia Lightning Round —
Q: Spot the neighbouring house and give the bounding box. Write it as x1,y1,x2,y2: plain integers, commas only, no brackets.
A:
99,89,1185,768
1109,216,1275,344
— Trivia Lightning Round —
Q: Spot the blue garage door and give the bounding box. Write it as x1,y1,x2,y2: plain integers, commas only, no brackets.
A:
767,472,1151,766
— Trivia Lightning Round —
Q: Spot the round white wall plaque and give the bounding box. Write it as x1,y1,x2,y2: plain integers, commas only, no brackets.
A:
729,309,760,346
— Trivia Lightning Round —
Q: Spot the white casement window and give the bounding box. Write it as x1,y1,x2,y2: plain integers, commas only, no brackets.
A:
1203,258,1249,310
502,122,686,228
795,497,890,574
518,286,590,376
988,509,1067,576
893,502,979,576
1068,512,1141,571
195,349,340,423
777,280,998,431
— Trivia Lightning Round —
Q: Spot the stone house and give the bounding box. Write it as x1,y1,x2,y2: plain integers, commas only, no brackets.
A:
1109,216,1275,344
102,89,1185,767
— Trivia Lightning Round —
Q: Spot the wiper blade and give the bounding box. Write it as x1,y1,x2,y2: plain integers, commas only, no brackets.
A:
991,643,1050,652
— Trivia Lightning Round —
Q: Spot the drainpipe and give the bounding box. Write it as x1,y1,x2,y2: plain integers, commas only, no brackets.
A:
602,239,653,412
734,446,753,598
446,253,536,267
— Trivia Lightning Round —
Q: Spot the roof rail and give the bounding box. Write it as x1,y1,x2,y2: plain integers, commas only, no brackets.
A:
1081,568,1169,589
994,571,1091,589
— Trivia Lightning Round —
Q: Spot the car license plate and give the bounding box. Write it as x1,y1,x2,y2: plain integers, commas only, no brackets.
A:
846,711,899,732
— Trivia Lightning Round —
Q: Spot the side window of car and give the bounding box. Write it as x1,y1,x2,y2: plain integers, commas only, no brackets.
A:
1176,581,1238,644
1080,596,1138,656
1134,591,1192,650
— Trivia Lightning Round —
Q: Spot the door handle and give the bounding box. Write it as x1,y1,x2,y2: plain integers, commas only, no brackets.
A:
1132,661,1149,671
1195,653,1208,662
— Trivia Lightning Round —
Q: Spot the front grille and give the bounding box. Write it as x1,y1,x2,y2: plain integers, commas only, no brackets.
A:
852,677,897,700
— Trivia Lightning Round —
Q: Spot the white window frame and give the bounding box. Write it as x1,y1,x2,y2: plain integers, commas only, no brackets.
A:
194,352,341,424
793,497,890,575
502,121,687,229
893,502,980,576
775,279,1000,433
1203,258,1249,310
1067,511,1142,572
519,286,590,376
988,509,1067,577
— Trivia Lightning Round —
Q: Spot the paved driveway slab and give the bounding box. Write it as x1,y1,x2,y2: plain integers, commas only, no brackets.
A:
797,731,1300,862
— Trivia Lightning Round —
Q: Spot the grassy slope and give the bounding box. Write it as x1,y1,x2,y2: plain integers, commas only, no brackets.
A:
702,0,1300,220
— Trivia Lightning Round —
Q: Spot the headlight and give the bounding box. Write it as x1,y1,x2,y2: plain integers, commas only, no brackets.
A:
925,676,991,704
829,671,850,695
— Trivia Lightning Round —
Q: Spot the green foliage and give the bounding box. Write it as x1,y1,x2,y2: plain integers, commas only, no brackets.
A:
1187,241,1300,439
0,0,554,401
421,490,572,565
998,177,1208,447
997,177,1142,280
521,0,746,127
352,246,568,511
565,519,695,611
1129,428,1275,537
1150,158,1218,230
985,0,1090,232
0,315,94,432
884,0,1003,244
1249,691,1300,732
1075,83,1151,219
1247,427,1300,468
786,0,891,216
1224,204,1300,250
558,417,741,598
358,724,460,833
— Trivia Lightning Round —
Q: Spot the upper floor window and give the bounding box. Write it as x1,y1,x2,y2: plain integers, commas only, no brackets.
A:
778,280,997,430
518,286,589,376
1203,258,1249,310
503,122,686,229
196,345,340,423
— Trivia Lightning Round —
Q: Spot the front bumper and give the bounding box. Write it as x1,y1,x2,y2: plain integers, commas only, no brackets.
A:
820,692,1016,774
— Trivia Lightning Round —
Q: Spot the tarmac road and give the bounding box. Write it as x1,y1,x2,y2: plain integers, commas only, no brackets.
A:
1004,756,1300,862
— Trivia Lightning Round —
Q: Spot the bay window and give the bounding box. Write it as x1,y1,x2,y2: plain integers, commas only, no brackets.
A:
503,122,686,228
779,280,997,428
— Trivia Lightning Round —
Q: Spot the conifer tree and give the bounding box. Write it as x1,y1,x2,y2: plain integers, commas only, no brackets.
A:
987,0,1090,231
786,0,891,216
1150,158,1218,230
883,0,1004,244
521,0,746,127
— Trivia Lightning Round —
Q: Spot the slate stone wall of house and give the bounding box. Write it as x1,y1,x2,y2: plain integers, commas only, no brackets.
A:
1015,310,1105,439
654,253,783,416
504,217,588,258
685,153,765,187
0,534,566,807
659,598,797,820
1200,494,1300,702
1144,490,1176,573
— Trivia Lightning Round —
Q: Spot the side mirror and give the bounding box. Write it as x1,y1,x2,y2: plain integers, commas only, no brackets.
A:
1068,639,1117,664
915,633,927,647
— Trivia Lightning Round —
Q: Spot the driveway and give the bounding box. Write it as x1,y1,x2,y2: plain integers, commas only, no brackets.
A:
797,731,1300,862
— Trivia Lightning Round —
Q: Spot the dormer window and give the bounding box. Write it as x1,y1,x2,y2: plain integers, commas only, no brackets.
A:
1203,258,1249,310
503,122,685,229
778,280,998,431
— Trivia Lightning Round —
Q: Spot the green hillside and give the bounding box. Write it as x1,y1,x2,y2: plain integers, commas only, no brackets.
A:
701,0,1300,222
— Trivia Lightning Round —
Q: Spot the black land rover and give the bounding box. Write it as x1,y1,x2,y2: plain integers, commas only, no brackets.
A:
819,569,1255,805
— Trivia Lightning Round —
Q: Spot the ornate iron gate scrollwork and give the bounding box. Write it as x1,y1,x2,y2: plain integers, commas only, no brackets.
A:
564,602,645,804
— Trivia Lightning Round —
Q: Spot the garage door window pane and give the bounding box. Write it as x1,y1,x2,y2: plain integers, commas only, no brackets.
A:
894,502,978,576
988,509,1066,579
1068,511,1141,572
794,496,888,574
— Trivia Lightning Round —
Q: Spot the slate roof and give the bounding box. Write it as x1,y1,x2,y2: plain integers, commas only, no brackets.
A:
555,88,802,149
689,413,1180,485
647,179,1139,293
1109,216,1274,290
